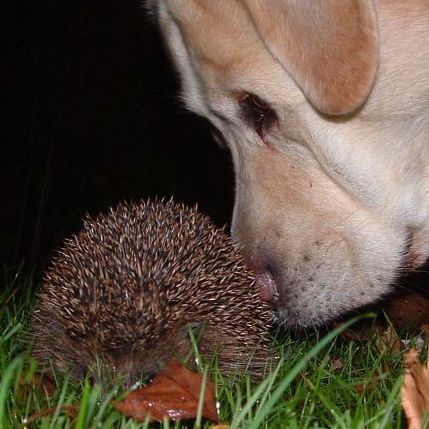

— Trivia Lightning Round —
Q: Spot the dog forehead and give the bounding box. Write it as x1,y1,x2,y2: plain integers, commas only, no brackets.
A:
163,0,300,106
166,1,269,73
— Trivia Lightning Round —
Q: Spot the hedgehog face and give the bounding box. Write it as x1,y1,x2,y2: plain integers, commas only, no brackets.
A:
153,0,429,327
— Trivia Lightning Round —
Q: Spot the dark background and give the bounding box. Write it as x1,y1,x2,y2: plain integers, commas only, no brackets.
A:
3,0,234,272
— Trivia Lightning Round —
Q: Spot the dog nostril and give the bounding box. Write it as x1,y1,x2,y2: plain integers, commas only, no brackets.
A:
255,270,277,301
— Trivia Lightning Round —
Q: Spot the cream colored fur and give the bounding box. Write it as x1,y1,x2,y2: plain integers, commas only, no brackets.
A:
150,0,429,327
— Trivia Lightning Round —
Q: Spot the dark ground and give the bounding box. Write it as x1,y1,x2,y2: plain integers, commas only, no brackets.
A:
3,0,234,272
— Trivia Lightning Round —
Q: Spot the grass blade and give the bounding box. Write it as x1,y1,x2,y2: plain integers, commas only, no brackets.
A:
249,314,374,429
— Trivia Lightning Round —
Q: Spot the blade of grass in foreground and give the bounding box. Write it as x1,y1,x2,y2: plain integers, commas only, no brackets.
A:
0,355,24,428
75,379,104,429
375,375,402,429
234,314,375,429
230,358,284,427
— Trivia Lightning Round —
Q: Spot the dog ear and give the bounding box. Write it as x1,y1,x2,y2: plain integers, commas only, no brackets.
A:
240,0,379,115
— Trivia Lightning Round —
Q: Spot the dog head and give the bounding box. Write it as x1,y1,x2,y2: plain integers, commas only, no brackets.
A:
150,0,429,328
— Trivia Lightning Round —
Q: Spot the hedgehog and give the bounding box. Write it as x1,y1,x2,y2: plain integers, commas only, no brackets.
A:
31,199,274,384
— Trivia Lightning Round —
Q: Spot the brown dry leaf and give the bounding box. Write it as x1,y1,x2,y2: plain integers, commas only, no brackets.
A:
376,326,401,355
211,426,231,429
354,375,380,395
386,293,429,329
402,348,429,429
420,324,429,337
331,358,343,371
17,373,56,402
114,360,219,423
23,404,78,426
30,373,56,397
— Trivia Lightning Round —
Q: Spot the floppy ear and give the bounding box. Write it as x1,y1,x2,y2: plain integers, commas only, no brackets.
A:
240,0,379,115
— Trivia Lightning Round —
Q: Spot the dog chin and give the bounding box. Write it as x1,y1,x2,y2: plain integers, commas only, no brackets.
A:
274,302,367,331
254,241,410,331
273,297,381,331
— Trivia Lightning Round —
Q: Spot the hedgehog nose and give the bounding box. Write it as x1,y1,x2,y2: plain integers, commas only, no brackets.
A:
255,270,278,302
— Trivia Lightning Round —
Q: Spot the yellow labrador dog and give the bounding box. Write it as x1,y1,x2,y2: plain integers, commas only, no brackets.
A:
149,1,429,328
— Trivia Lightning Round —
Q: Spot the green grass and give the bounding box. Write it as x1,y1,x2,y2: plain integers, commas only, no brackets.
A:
0,268,416,428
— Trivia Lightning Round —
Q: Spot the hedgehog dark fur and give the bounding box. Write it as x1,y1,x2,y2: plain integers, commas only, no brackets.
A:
31,199,273,383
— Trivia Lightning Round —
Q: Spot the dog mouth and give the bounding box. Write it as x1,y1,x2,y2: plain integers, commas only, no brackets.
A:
253,262,320,328
250,226,419,330
253,263,391,331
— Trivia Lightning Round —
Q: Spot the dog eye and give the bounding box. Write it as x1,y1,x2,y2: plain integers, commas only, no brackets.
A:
238,92,278,140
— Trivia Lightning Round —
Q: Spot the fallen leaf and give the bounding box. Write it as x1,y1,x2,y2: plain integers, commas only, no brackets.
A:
402,348,429,429
376,326,401,355
386,293,429,329
331,358,343,371
114,360,219,423
23,404,78,426
354,375,380,395
17,373,56,402
420,324,429,337
30,373,56,397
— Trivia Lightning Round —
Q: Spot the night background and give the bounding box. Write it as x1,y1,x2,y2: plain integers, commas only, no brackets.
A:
3,0,234,274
